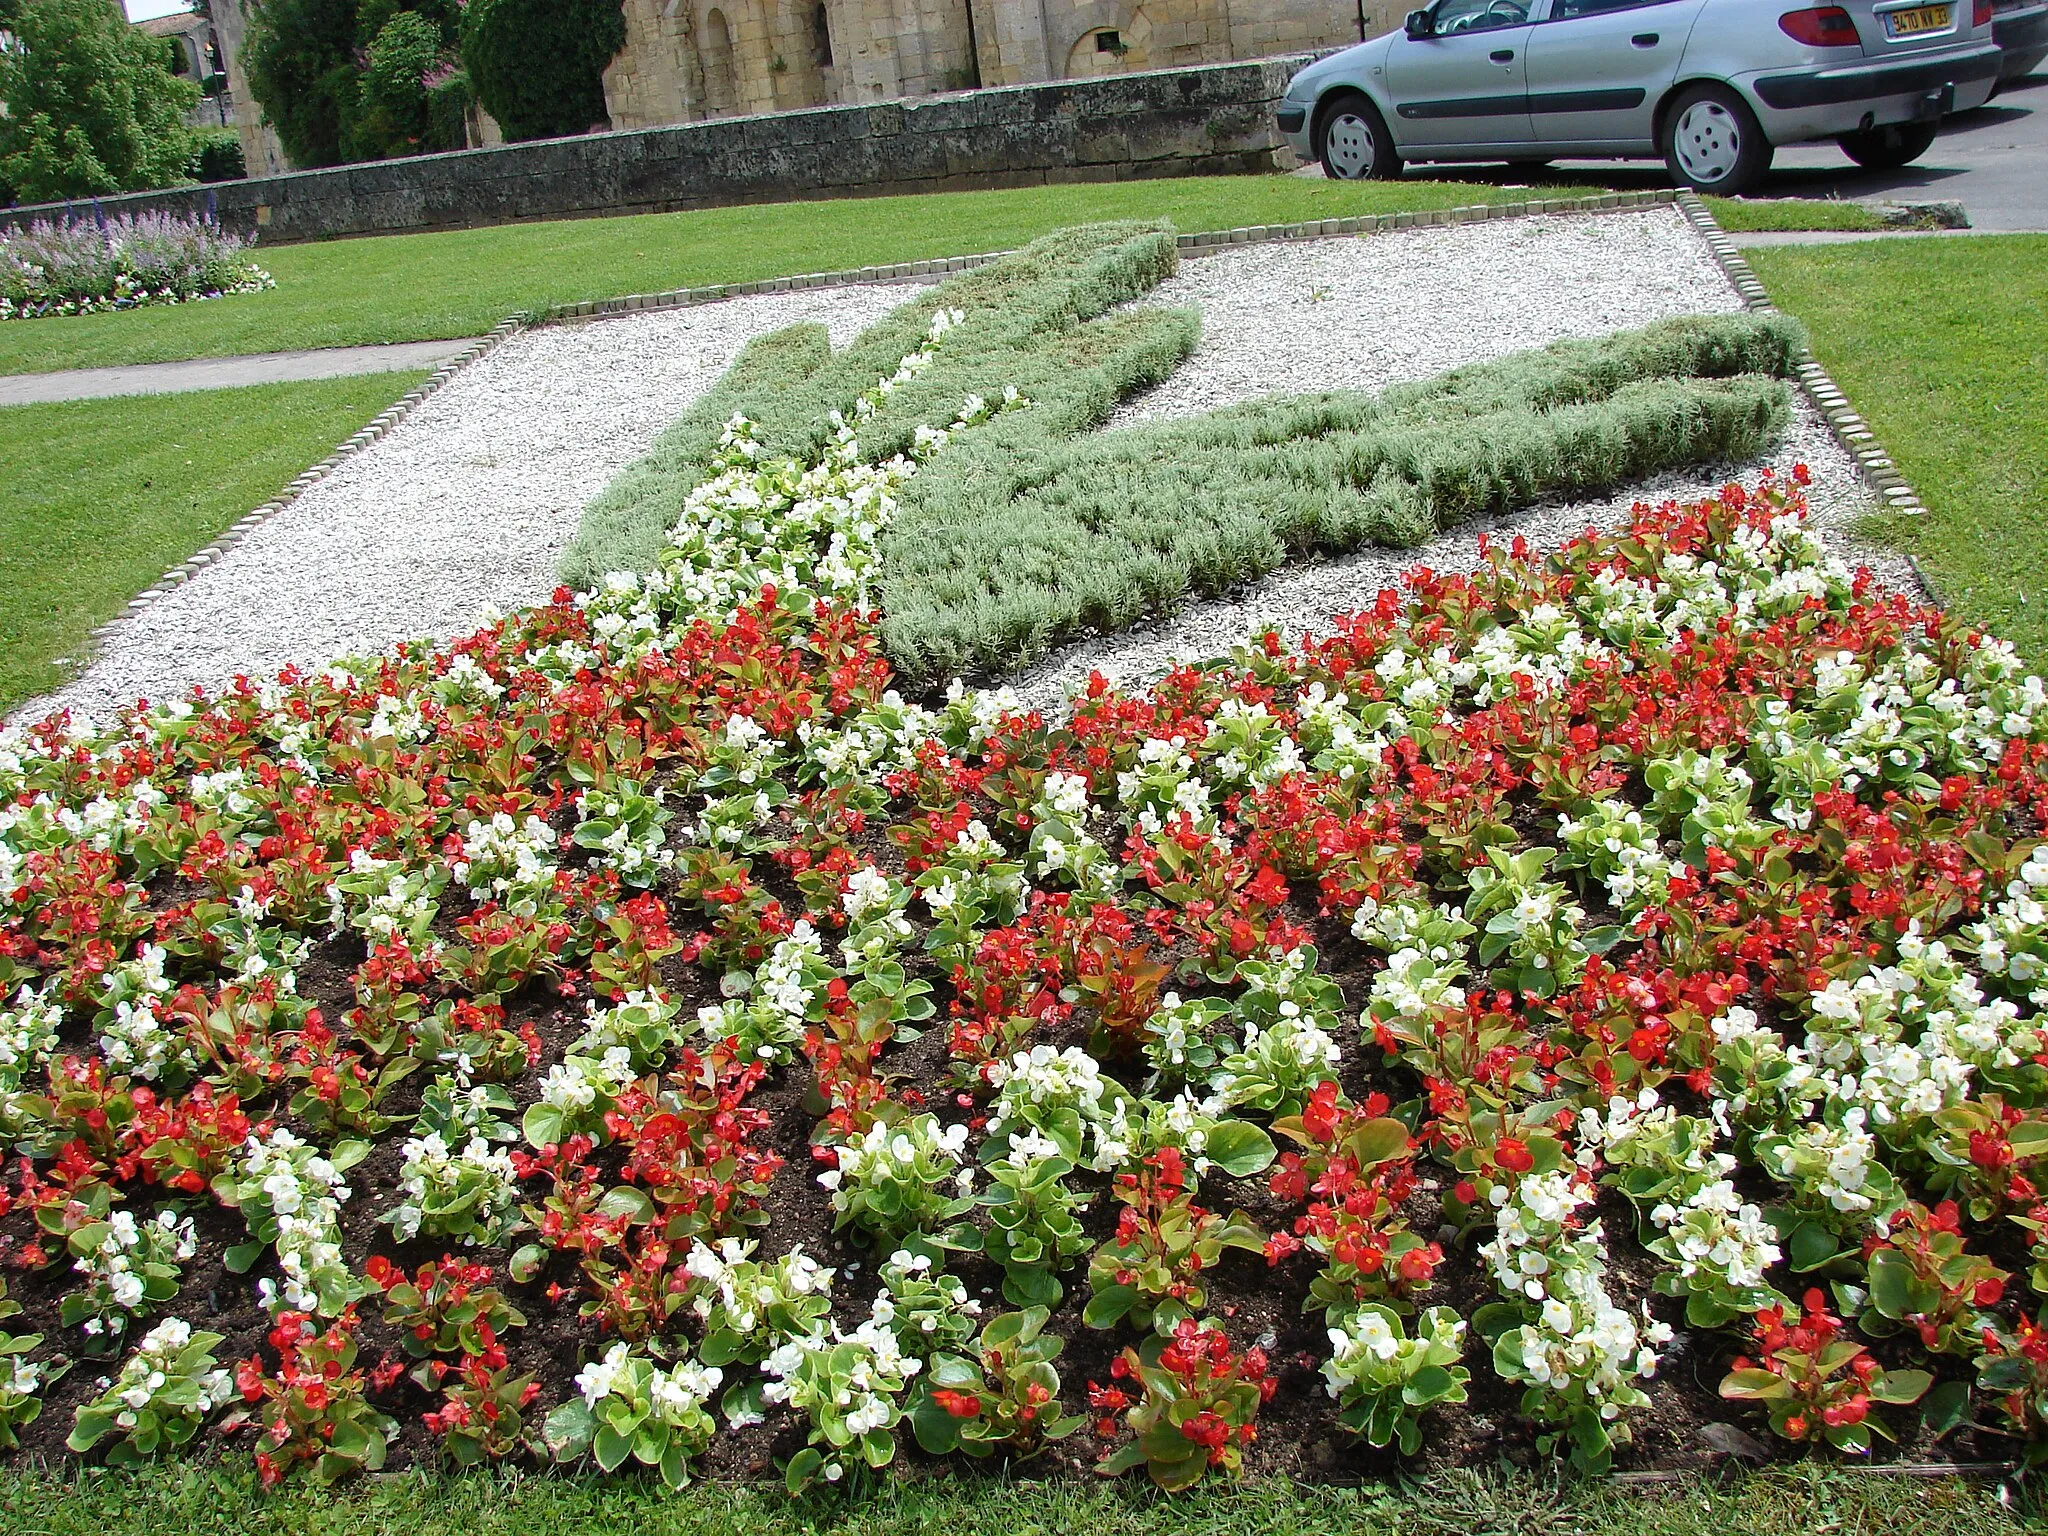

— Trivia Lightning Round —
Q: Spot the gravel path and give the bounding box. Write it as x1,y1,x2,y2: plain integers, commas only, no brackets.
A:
27,284,919,723
1110,208,1744,428
1013,206,1890,710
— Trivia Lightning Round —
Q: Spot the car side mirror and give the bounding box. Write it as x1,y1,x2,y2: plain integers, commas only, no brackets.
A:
1404,8,1434,36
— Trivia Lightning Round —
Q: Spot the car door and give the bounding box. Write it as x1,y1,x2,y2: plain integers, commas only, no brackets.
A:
1384,0,1538,152
1523,0,1708,151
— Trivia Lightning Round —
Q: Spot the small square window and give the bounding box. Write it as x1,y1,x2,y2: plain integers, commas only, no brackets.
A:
1095,29,1121,51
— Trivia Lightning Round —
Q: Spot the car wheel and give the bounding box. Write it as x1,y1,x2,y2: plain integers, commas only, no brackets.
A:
1661,84,1773,196
1318,92,1401,181
1837,121,1939,170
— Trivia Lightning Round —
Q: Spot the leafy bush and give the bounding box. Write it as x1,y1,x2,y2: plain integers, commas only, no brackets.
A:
66,1317,233,1466
543,1343,720,1487
222,1309,394,1486
189,129,246,184
1094,1319,1273,1490
1,212,272,321
563,221,1801,680
0,0,198,201
241,0,470,167
1321,1304,1470,1454
460,0,624,141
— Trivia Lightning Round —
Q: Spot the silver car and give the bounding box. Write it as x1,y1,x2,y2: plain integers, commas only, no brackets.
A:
1276,0,2003,195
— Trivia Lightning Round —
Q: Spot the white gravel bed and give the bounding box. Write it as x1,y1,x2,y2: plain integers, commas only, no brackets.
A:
24,283,921,724
1109,208,1744,428
1009,207,1890,712
22,206,1899,728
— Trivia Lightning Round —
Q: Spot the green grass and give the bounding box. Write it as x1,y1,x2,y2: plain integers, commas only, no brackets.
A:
0,371,427,711
1703,198,1887,234
0,177,1571,377
1748,235,2048,665
0,1462,2041,1536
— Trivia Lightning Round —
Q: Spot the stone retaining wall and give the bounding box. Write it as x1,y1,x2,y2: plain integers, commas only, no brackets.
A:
1,56,1309,246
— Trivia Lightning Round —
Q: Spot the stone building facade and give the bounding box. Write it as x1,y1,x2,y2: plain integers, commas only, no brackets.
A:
147,2,292,178
602,0,1400,132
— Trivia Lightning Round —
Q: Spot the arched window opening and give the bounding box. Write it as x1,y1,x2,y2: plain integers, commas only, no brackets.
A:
702,6,738,114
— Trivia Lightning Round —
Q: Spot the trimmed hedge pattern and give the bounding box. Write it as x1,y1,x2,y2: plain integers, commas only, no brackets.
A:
563,223,1800,684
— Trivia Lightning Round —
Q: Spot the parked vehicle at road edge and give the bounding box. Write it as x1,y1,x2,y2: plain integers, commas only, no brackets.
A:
1277,0,2003,195
1990,0,2048,81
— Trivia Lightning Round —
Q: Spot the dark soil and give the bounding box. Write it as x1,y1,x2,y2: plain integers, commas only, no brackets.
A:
0,847,2011,1486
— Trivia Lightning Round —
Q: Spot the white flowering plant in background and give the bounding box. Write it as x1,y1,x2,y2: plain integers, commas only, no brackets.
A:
65,1318,234,1467
384,1130,525,1247
819,1113,977,1253
685,1238,835,1367
543,1342,722,1489
1322,1304,1471,1455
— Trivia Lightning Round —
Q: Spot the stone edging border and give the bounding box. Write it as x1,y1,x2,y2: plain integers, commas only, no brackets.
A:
1671,190,1941,604
88,313,532,646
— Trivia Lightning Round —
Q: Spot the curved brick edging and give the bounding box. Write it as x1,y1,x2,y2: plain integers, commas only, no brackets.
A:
70,187,1691,673
87,314,530,648
1672,191,1942,604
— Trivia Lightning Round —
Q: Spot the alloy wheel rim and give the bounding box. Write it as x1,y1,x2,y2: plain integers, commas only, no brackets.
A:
1674,101,1741,184
1326,113,1376,178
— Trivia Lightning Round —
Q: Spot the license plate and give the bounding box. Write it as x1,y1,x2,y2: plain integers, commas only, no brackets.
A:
1886,3,1953,35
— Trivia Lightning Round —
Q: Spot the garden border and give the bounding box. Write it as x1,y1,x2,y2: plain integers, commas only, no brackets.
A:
79,186,1930,673
1671,191,1942,604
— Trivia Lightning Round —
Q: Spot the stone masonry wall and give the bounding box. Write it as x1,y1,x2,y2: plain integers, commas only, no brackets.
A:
1,57,1310,246
603,1,1379,129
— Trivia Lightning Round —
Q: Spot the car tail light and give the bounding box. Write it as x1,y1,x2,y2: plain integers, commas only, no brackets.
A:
1779,5,1861,43
1974,0,1992,23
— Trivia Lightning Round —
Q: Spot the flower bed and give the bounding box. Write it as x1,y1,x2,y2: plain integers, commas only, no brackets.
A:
1,213,272,322
2,312,2048,1493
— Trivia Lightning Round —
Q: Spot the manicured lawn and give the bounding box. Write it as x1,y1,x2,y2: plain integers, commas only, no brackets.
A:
1749,235,2048,665
0,176,1580,376
0,1462,2035,1536
0,176,1900,380
1704,198,1887,233
0,372,425,711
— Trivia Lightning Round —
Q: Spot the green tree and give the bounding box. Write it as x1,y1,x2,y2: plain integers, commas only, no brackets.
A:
461,0,624,142
238,0,358,168
240,0,470,168
0,0,200,203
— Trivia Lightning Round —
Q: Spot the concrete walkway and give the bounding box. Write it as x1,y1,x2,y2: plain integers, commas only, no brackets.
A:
0,337,477,407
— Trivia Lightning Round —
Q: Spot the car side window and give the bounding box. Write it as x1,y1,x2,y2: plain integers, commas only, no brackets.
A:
1431,0,1530,33
1548,0,1662,16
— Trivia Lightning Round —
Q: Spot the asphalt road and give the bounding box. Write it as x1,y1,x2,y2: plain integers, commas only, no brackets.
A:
1407,66,2048,232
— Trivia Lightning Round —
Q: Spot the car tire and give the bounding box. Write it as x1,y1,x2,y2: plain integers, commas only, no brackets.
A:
1837,121,1939,170
1661,83,1773,196
1318,92,1402,181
